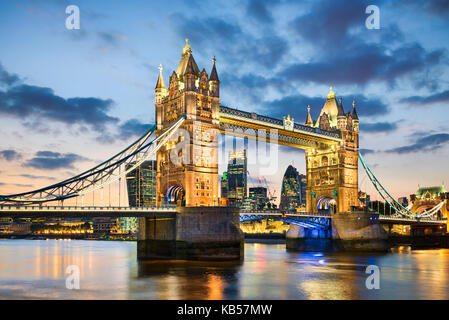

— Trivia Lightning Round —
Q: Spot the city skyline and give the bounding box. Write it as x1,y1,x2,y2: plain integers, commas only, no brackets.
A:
0,0,449,203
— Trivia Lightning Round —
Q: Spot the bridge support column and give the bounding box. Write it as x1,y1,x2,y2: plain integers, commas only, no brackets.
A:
286,225,333,251
331,213,389,251
137,207,243,261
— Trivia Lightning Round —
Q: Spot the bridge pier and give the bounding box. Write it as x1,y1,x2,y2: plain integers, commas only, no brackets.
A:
286,212,389,252
286,225,333,252
137,207,243,261
331,212,389,252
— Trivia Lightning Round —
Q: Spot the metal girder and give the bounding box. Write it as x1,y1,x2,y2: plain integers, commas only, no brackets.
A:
240,214,330,230
0,115,186,204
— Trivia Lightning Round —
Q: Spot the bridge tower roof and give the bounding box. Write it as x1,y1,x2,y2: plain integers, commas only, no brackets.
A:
315,87,340,128
176,38,199,80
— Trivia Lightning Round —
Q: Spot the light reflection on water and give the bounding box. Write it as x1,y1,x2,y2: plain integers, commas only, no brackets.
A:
0,240,448,300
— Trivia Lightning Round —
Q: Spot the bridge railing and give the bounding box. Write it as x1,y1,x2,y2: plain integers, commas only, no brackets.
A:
219,106,341,139
0,205,177,212
239,210,331,217
379,214,447,223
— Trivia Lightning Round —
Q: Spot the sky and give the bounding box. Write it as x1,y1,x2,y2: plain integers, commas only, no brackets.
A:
0,0,449,205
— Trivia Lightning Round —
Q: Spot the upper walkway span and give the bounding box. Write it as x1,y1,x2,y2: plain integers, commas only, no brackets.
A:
218,106,342,149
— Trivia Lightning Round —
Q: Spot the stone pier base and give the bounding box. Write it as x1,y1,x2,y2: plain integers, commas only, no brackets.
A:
286,212,390,252
137,207,243,261
286,225,333,251
331,212,389,252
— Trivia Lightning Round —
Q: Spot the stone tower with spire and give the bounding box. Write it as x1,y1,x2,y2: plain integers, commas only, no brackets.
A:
155,39,221,207
304,87,360,214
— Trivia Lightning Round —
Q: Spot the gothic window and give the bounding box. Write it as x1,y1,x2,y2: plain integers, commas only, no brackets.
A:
322,156,328,166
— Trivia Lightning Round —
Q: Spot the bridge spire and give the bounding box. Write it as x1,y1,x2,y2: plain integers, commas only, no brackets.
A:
155,64,165,90
351,98,359,120
210,56,219,82
305,104,313,126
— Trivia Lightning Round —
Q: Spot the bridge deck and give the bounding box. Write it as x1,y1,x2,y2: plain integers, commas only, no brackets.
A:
0,206,446,226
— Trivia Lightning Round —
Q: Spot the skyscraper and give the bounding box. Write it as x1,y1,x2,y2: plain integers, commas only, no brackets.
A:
122,160,157,234
249,187,268,210
221,172,229,198
226,150,247,206
126,160,157,207
280,165,307,211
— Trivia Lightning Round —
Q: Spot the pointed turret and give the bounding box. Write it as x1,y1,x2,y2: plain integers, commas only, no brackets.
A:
351,99,359,120
305,105,313,126
155,64,165,90
185,53,197,76
351,99,359,132
337,97,345,117
209,56,220,97
155,64,166,104
210,56,219,82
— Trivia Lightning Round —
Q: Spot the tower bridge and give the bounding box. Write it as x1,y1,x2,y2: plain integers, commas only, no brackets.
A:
0,40,447,259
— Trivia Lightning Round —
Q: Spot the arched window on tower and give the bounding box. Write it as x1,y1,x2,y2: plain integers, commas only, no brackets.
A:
322,156,328,167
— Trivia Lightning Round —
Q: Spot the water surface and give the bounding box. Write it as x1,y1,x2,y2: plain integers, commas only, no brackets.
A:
0,239,448,299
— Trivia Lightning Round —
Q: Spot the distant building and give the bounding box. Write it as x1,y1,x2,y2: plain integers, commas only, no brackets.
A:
92,218,117,234
221,172,229,198
126,160,157,207
358,191,371,206
280,165,306,211
123,160,157,234
226,150,247,206
249,187,268,210
398,196,408,207
0,217,12,233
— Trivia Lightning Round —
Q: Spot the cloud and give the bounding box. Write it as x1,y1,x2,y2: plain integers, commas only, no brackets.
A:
360,121,398,133
97,31,127,47
23,151,88,170
11,183,33,188
400,90,449,106
280,42,445,87
118,119,154,140
283,0,446,87
360,148,375,155
169,14,288,69
14,174,56,181
246,0,278,24
0,63,20,86
263,94,388,122
289,0,367,47
398,0,449,17
0,150,22,161
0,75,119,132
386,133,449,154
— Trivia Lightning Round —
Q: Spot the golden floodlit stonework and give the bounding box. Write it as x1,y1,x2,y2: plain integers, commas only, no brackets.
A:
305,91,360,213
155,40,220,207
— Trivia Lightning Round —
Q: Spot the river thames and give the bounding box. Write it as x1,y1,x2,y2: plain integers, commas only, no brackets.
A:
0,239,448,300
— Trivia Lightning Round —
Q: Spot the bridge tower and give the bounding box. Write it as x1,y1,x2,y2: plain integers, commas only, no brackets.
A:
155,39,220,207
305,88,359,214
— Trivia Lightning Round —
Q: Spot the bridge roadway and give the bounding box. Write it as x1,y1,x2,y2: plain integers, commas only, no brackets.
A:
0,206,446,227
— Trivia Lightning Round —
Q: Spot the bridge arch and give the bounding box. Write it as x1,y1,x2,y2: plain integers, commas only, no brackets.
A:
166,185,184,204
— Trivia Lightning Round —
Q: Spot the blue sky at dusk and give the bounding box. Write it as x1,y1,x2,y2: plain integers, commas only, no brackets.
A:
1,0,449,203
